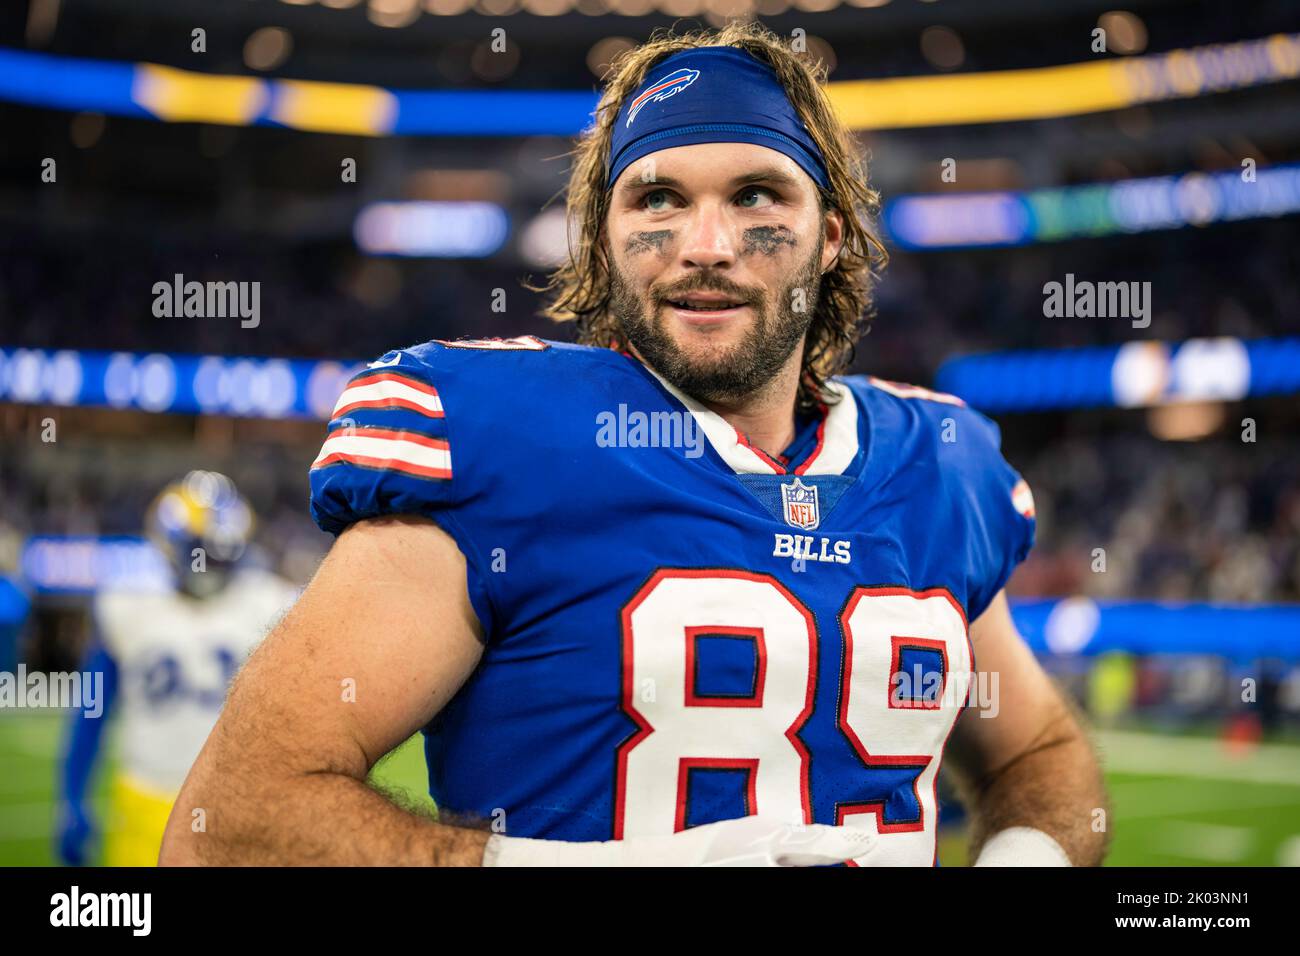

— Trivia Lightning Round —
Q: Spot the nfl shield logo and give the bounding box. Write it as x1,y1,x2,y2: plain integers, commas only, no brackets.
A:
781,478,820,530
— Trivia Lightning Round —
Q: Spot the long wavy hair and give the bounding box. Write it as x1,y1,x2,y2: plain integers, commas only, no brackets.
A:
533,20,888,409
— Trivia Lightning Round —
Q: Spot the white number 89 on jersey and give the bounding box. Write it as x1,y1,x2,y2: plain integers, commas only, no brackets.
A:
614,569,972,867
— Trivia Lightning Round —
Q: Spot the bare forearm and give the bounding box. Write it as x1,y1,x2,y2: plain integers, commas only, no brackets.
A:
160,768,488,866
961,714,1109,866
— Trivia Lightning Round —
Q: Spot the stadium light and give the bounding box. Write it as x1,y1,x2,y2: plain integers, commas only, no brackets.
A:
368,0,421,26
243,27,293,72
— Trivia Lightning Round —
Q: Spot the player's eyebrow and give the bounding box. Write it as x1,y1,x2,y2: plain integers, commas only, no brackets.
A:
618,167,802,195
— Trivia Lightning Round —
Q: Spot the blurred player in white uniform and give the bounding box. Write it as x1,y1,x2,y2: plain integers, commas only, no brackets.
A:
57,471,298,866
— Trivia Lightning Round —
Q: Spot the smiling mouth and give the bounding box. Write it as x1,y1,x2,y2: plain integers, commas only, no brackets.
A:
663,296,748,313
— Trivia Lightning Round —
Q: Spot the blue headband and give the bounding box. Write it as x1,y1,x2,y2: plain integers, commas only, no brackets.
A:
606,46,831,193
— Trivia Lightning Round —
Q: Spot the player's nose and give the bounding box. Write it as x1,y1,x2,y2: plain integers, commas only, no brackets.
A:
677,200,738,271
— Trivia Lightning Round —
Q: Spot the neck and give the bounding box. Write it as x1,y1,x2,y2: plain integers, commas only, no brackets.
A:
699,348,805,460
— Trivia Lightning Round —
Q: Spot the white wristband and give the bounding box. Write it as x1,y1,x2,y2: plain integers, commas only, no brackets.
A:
973,827,1072,867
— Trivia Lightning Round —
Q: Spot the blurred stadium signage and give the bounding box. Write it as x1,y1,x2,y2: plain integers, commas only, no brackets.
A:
1013,597,1300,662
0,348,362,420
353,201,510,257
883,163,1300,249
0,33,1297,136
19,536,169,594
935,336,1300,413
1,339,1297,419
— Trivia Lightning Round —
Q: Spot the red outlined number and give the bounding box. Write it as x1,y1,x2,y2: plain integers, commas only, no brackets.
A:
835,587,972,865
616,569,815,839
616,574,971,865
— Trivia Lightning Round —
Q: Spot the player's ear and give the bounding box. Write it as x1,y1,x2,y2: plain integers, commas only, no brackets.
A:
820,204,844,275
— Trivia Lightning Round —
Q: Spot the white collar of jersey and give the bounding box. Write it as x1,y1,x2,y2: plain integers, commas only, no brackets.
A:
644,365,861,476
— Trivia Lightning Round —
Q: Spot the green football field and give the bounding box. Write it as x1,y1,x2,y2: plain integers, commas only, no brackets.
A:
3,711,1297,866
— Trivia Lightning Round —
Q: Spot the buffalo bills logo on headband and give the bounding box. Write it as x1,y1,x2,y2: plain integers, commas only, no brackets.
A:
626,68,700,128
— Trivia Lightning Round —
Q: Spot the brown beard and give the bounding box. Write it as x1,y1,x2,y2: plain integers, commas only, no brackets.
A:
608,240,824,406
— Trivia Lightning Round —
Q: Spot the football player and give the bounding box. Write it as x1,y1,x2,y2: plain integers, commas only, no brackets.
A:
162,23,1106,867
57,471,297,866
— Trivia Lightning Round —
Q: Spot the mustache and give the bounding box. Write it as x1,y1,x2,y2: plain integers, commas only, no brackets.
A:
655,278,759,304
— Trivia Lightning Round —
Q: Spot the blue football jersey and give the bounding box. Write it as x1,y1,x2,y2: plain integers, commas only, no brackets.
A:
309,336,1035,865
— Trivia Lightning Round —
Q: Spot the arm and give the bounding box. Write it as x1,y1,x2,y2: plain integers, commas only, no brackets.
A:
158,514,491,866
56,641,118,866
945,591,1109,866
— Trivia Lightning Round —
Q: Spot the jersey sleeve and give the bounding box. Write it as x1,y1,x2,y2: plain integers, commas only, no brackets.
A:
308,346,496,634
948,405,1036,622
